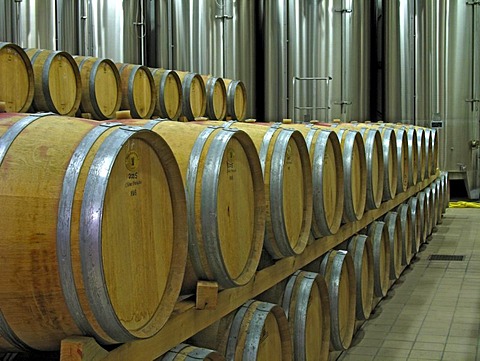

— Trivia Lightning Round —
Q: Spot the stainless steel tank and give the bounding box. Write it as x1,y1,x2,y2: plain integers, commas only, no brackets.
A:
13,0,57,50
145,0,170,68
384,0,415,123
414,0,479,198
171,0,223,75
349,0,372,122
0,0,18,43
56,0,79,54
263,0,370,123
80,0,146,64
263,0,332,123
0,0,78,53
439,1,479,198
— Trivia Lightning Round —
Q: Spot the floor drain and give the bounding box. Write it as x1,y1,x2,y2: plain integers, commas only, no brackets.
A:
428,254,465,261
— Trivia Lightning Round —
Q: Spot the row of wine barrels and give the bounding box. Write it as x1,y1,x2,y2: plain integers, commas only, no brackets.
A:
0,42,34,113
173,72,247,121
162,174,448,360
0,113,188,351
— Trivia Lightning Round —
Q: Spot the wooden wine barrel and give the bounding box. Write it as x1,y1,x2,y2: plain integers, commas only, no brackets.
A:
423,187,434,237
409,126,427,182
214,121,313,259
416,191,428,244
389,124,418,187
440,172,449,214
424,128,438,175
429,183,439,228
382,212,403,280
396,203,413,265
326,127,367,223
0,42,34,112
380,125,409,193
175,71,207,120
333,123,384,210
277,123,344,237
281,271,330,361
0,113,188,351
317,250,356,351
346,235,374,321
158,343,225,361
116,63,156,119
434,178,444,225
421,128,433,179
365,221,391,297
408,196,422,254
404,127,418,186
120,119,266,292
224,79,247,121
25,48,81,116
150,68,183,120
202,75,227,120
423,186,435,237
360,127,384,209
192,300,293,361
74,56,122,120
372,126,398,201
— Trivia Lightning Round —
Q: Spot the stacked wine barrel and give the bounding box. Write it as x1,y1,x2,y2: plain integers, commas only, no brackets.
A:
0,41,448,360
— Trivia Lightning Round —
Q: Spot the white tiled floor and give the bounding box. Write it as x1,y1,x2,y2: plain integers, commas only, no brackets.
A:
338,208,480,361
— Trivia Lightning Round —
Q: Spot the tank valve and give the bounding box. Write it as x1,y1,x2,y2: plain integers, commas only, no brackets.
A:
470,140,479,149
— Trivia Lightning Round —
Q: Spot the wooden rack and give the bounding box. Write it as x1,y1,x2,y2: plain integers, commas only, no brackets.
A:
60,174,439,361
